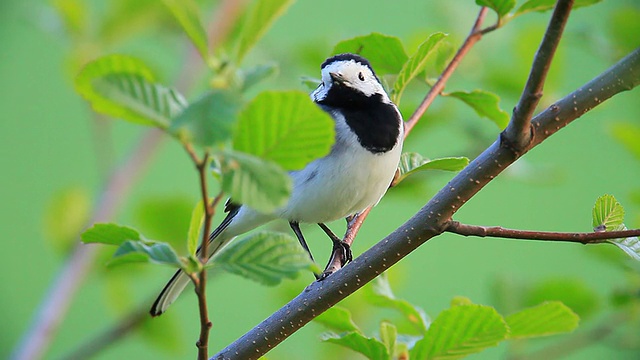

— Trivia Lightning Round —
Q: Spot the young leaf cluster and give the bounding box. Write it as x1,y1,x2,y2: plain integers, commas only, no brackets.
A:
316,276,578,360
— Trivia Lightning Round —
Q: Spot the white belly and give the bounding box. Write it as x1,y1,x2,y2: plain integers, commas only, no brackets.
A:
279,128,402,223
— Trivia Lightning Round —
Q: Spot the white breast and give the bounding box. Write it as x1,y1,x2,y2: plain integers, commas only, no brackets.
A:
279,111,403,223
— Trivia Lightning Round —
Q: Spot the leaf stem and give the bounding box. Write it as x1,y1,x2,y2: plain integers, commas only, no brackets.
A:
445,221,640,244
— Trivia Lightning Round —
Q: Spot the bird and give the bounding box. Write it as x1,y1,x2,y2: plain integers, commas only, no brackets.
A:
150,53,404,316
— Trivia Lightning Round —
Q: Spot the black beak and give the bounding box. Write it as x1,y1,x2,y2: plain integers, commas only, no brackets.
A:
329,72,344,84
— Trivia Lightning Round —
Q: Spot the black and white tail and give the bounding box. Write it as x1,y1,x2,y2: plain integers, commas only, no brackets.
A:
149,207,239,316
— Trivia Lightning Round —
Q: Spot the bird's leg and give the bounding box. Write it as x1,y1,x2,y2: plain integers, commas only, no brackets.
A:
289,222,321,279
318,222,353,269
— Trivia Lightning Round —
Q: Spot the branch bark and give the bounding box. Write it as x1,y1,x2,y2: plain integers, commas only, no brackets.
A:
446,221,640,244
503,0,574,151
211,46,640,360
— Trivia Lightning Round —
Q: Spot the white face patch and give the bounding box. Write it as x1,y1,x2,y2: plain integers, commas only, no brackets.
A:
311,59,389,103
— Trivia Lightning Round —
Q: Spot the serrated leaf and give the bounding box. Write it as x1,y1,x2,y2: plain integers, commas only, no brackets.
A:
187,200,205,256
609,233,640,262
44,187,91,253
161,0,209,63
506,301,579,339
380,322,397,358
476,0,516,18
212,231,313,285
410,304,508,360
332,33,408,75
392,32,447,104
169,90,241,147
82,223,141,245
514,0,602,17
610,122,640,161
592,194,625,231
241,63,278,91
235,0,294,63
110,240,183,268
448,90,510,129
217,150,291,213
233,91,335,170
75,55,187,128
395,153,469,186
367,275,429,334
314,306,360,333
322,332,390,360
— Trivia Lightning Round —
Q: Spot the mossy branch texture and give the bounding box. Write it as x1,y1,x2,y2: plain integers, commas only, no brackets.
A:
212,18,640,360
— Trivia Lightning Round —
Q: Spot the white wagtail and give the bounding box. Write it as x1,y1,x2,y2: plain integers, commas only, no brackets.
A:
150,53,404,316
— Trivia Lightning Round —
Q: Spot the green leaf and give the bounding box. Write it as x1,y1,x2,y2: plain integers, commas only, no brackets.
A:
609,231,640,262
169,90,241,147
161,0,209,64
506,301,579,339
410,304,508,360
213,231,313,285
217,150,292,213
235,0,294,63
110,240,183,268
476,0,516,18
392,32,447,104
610,122,640,161
592,194,625,231
367,275,429,334
82,223,141,245
524,278,600,320
241,63,279,91
514,0,602,17
75,55,187,128
332,33,408,75
448,90,510,129
395,153,469,186
314,306,360,333
187,200,205,256
322,332,390,360
380,322,397,358
44,187,91,253
234,91,335,170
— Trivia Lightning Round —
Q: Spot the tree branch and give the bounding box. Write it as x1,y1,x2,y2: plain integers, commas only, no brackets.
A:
211,46,640,360
446,221,640,244
503,0,574,151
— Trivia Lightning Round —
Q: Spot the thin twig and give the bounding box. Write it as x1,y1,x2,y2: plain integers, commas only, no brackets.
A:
211,44,640,360
404,7,490,136
47,1,247,358
11,128,164,360
446,221,640,244
503,0,574,151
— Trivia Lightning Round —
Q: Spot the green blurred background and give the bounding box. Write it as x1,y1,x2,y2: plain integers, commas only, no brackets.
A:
1,0,639,359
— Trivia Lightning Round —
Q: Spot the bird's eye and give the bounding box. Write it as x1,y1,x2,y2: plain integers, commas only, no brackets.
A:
358,72,365,81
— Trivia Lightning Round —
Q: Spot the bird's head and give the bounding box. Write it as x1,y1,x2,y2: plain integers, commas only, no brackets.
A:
311,53,389,106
